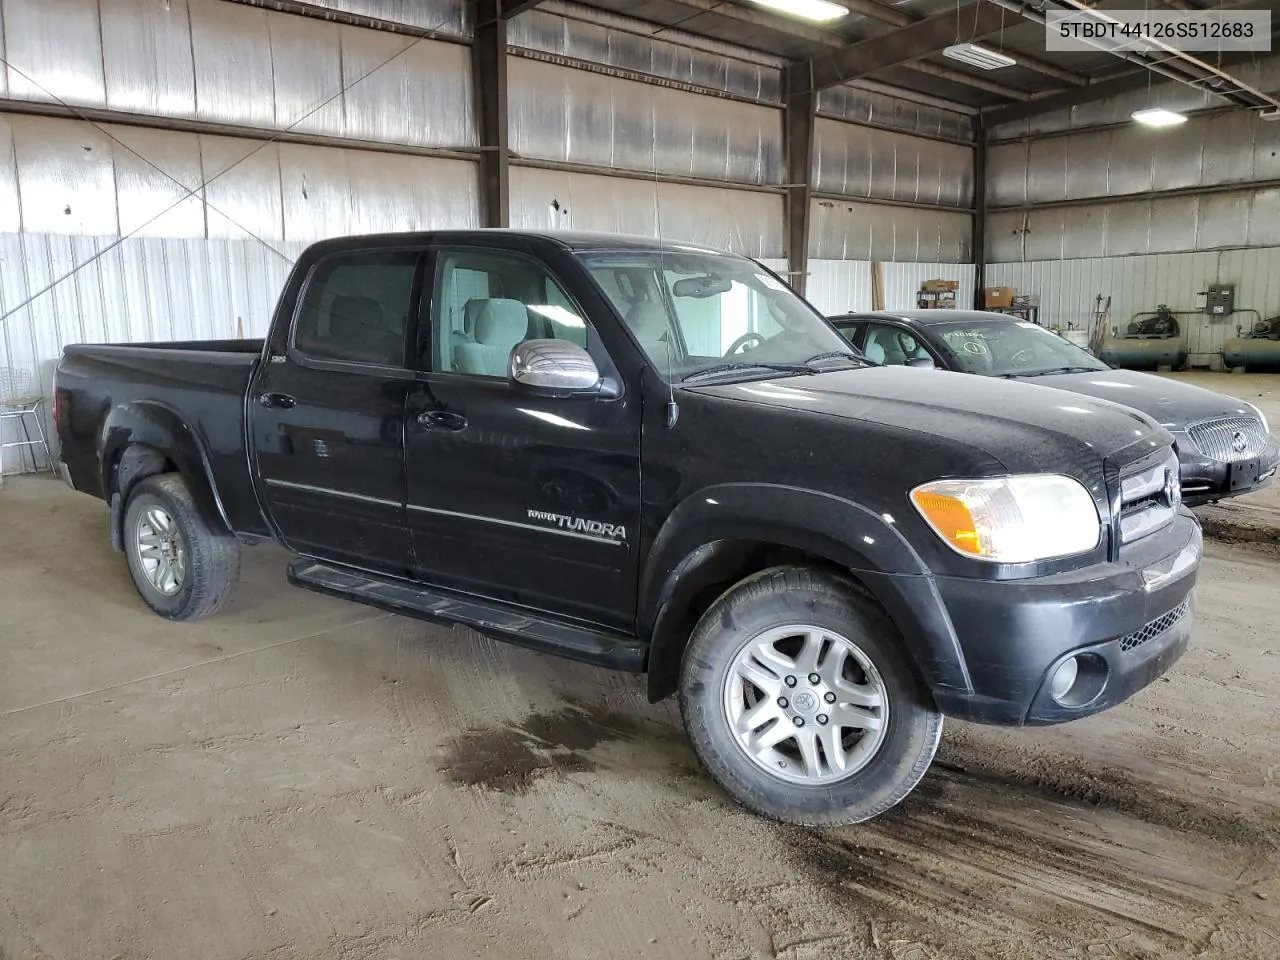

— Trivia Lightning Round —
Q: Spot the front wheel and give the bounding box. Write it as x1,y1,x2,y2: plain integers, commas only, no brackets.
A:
679,566,942,825
123,473,241,621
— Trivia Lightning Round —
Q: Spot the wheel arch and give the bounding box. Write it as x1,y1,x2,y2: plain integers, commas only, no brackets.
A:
101,402,231,551
641,483,972,703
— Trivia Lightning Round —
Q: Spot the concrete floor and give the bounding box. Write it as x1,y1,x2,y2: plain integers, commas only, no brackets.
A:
3,387,1280,958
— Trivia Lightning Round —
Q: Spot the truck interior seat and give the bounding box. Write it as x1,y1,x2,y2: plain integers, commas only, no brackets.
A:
325,295,401,365
625,300,671,360
453,298,529,376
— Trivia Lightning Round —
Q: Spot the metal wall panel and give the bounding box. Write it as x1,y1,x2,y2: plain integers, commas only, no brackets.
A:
509,166,782,258
190,0,276,128
102,0,197,118
262,0,470,36
817,85,972,142
0,116,21,233
986,247,1280,368
813,118,972,208
267,10,345,136
110,126,207,239
987,141,1027,208
12,116,119,236
508,58,782,185
340,25,475,148
510,5,781,102
3,0,105,106
201,135,287,242
806,260,873,315
809,197,971,263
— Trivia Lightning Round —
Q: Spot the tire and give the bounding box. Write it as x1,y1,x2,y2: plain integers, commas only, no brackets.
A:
679,566,942,825
122,473,241,621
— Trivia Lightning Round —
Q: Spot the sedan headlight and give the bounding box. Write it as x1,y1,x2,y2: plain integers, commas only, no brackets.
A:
910,475,1100,563
1243,400,1271,436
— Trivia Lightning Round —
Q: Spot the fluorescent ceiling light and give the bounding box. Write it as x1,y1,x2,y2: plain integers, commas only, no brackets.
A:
746,0,849,23
1132,108,1188,127
942,43,1016,71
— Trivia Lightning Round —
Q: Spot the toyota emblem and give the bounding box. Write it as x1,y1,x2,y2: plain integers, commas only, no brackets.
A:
1231,431,1248,454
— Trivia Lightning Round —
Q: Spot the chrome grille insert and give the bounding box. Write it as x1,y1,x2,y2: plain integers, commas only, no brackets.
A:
1117,599,1191,652
1187,417,1268,463
1118,453,1179,545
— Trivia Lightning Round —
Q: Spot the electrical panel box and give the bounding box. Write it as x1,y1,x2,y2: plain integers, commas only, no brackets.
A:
1205,284,1235,318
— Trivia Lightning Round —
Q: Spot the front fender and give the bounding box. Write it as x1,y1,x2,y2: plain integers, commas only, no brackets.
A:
641,483,972,701
100,401,231,536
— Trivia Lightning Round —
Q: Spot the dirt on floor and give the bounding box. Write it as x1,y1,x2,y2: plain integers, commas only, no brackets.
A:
2,475,1279,960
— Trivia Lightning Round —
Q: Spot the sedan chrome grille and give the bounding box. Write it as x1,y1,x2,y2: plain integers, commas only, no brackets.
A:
1118,453,1179,545
1117,599,1190,652
1187,417,1268,463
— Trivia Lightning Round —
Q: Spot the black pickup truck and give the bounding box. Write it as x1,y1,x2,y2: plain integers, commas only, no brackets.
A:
55,230,1201,825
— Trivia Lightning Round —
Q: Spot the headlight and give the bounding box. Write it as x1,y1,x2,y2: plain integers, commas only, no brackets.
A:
1243,400,1270,436
910,475,1101,563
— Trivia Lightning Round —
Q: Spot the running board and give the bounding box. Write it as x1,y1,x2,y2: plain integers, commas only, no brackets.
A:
287,559,646,672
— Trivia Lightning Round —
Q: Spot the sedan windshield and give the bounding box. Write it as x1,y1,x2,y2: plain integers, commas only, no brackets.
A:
930,319,1108,378
577,251,860,383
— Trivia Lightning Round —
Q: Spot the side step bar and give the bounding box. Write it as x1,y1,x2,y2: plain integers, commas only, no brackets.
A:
288,559,647,672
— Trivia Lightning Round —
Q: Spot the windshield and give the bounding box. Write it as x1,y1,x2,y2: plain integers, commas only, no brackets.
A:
930,319,1107,378
576,251,857,382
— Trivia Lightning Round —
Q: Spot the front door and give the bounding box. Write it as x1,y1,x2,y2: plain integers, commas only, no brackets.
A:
404,246,642,630
251,248,423,575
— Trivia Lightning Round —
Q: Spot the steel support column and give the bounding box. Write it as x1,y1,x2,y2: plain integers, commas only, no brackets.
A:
473,0,510,227
972,116,987,310
783,64,816,297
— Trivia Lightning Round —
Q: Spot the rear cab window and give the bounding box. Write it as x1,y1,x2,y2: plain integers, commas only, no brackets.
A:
293,251,421,367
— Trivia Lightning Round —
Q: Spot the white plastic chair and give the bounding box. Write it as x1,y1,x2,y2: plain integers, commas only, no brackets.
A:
0,368,54,487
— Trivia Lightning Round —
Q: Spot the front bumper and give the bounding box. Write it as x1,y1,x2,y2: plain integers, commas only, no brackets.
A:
924,512,1201,726
1177,434,1280,506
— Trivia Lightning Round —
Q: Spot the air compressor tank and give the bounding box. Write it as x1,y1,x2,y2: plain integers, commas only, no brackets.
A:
1222,316,1280,371
1097,306,1189,371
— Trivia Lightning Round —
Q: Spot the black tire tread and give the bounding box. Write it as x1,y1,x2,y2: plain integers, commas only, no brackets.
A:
679,565,942,826
125,474,241,621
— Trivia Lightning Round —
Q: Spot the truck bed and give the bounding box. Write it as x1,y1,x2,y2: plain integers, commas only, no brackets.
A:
57,339,269,537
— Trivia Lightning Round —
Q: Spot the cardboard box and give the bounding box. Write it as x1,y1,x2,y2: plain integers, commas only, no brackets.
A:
985,286,1015,309
922,279,960,293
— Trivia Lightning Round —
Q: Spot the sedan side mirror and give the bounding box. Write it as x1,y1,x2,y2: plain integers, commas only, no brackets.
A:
509,339,605,397
905,357,935,369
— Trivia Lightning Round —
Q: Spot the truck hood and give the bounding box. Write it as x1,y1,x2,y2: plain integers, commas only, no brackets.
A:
1011,368,1257,429
687,366,1165,473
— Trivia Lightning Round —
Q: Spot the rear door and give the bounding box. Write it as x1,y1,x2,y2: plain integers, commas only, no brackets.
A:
250,248,424,575
404,244,642,630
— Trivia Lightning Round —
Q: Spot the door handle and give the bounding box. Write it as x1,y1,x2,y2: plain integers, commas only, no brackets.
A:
259,392,296,409
417,410,467,431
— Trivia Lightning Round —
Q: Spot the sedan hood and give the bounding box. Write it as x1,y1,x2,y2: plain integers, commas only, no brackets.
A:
1013,369,1256,428
688,366,1166,473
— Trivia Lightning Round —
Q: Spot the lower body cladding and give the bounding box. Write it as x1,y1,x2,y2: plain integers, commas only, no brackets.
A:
1177,435,1280,506
908,513,1202,726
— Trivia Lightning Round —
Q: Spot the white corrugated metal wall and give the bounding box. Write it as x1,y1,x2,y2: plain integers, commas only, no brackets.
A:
985,62,1280,369
0,0,978,471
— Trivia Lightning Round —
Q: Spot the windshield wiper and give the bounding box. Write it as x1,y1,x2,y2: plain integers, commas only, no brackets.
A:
682,362,816,383
998,365,1099,378
803,351,876,369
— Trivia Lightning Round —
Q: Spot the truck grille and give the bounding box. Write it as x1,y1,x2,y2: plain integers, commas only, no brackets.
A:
1117,599,1190,652
1187,417,1268,463
1117,453,1179,545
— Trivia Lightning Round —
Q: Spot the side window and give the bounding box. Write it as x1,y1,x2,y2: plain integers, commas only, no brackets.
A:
835,322,863,348
861,324,930,366
294,251,419,367
433,249,591,376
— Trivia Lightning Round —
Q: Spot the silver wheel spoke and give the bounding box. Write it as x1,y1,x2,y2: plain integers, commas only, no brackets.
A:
134,506,184,596
796,730,823,779
721,622,890,787
831,702,883,732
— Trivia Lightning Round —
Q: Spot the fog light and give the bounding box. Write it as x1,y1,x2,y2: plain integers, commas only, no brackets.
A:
1049,657,1080,703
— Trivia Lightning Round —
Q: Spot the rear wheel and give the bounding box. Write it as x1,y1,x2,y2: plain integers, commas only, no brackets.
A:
679,566,942,825
123,474,241,621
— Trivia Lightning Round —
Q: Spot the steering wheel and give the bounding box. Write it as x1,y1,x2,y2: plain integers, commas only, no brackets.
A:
724,332,765,356
1009,347,1036,365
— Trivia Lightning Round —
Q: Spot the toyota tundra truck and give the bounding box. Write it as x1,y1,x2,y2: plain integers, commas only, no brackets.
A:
54,230,1201,824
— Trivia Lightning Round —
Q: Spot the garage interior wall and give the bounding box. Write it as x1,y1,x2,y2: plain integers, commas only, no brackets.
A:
984,60,1280,367
0,0,976,471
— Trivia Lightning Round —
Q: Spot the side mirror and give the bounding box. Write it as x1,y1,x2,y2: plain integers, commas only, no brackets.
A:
509,339,603,397
905,357,936,369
